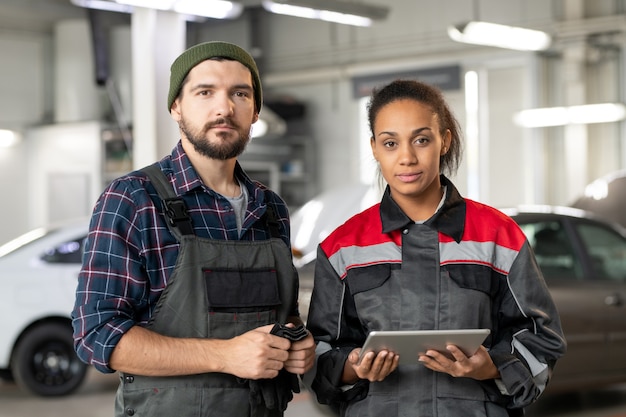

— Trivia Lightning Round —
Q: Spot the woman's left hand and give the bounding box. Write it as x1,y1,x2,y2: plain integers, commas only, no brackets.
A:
418,345,500,380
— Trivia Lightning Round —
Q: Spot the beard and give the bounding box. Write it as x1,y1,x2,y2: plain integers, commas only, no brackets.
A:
180,116,251,160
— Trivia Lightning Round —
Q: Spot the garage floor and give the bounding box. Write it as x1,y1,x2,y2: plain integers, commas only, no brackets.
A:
1,369,626,417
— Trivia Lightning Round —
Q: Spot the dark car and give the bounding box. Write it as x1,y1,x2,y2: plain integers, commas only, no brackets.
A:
291,187,626,394
502,205,626,393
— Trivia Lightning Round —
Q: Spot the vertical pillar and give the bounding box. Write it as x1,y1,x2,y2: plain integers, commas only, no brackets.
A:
562,42,589,203
131,8,185,169
110,25,133,125
621,32,626,169
558,0,588,203
54,19,102,123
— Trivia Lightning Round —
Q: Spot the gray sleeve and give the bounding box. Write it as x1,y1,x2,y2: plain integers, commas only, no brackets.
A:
490,241,567,408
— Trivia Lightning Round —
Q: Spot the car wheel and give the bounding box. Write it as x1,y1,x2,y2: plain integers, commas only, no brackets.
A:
11,322,88,396
0,368,14,382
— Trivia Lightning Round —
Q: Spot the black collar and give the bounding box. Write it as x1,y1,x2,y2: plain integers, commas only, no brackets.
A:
379,175,466,243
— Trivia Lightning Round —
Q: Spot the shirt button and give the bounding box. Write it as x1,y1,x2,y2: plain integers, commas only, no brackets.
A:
124,375,134,383
126,407,135,416
402,229,409,235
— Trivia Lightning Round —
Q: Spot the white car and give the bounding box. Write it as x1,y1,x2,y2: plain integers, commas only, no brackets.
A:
0,219,89,396
291,183,381,269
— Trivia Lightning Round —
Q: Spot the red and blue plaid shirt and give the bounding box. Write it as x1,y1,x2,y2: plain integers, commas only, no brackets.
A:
72,141,292,373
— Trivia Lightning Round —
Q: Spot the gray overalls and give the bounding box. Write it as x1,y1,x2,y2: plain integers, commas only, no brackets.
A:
114,164,299,417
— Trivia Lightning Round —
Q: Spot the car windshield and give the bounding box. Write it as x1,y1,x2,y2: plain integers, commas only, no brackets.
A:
519,220,584,282
576,222,626,281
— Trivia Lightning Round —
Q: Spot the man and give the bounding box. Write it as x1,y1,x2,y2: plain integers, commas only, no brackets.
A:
72,41,315,417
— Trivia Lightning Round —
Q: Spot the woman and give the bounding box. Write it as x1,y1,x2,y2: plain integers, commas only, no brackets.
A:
305,80,566,416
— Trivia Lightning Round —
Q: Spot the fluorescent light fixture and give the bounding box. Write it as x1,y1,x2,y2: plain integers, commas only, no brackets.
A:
448,21,551,51
513,103,626,128
115,0,175,10
172,0,243,19
262,0,389,27
0,129,20,148
71,0,243,20
70,0,134,13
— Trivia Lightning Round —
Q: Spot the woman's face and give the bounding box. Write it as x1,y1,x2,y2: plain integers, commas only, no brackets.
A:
371,99,450,210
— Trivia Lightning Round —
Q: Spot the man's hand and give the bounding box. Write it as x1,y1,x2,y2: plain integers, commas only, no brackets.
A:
418,345,500,380
284,332,316,374
218,324,291,380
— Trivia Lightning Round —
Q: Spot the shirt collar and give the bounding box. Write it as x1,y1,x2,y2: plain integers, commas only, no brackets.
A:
380,175,466,242
164,141,266,205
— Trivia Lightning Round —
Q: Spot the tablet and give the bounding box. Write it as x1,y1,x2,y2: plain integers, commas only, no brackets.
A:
359,329,490,365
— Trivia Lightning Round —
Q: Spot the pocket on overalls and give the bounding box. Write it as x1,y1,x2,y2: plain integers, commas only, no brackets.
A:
204,268,281,338
204,268,281,308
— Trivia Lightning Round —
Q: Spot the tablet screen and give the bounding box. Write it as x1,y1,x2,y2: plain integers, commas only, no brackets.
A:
359,329,490,365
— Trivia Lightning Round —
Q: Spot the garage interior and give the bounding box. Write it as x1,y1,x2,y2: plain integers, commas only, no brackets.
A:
0,0,624,243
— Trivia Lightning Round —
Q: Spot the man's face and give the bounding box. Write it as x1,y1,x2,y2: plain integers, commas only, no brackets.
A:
170,59,259,160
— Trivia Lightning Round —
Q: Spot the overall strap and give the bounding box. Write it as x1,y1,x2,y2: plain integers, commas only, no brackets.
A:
141,163,194,236
142,162,281,239
263,200,282,239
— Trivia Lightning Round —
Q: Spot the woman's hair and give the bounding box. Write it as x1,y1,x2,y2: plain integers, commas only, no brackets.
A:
367,79,463,176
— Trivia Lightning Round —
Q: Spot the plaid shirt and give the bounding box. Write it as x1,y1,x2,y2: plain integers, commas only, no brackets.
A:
71,141,292,373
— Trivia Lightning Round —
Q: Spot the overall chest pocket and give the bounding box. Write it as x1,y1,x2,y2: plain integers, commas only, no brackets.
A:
204,268,281,310
442,265,495,328
345,264,399,330
204,268,280,339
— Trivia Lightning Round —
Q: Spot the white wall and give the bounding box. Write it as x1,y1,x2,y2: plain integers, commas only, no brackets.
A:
0,33,49,243
26,122,104,229
0,35,47,127
0,141,28,243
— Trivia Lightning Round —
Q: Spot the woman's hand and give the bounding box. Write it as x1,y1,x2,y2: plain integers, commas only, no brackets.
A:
418,345,500,380
342,348,399,384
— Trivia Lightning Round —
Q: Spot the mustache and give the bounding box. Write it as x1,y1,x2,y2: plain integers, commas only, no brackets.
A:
206,118,239,130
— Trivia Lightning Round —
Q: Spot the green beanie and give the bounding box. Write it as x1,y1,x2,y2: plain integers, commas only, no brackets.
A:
167,41,262,112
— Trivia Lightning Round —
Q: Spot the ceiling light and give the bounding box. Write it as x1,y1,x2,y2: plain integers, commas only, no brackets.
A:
448,21,551,51
71,0,243,20
115,0,175,10
513,103,626,128
70,0,133,13
172,0,243,19
262,0,389,27
0,129,20,148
